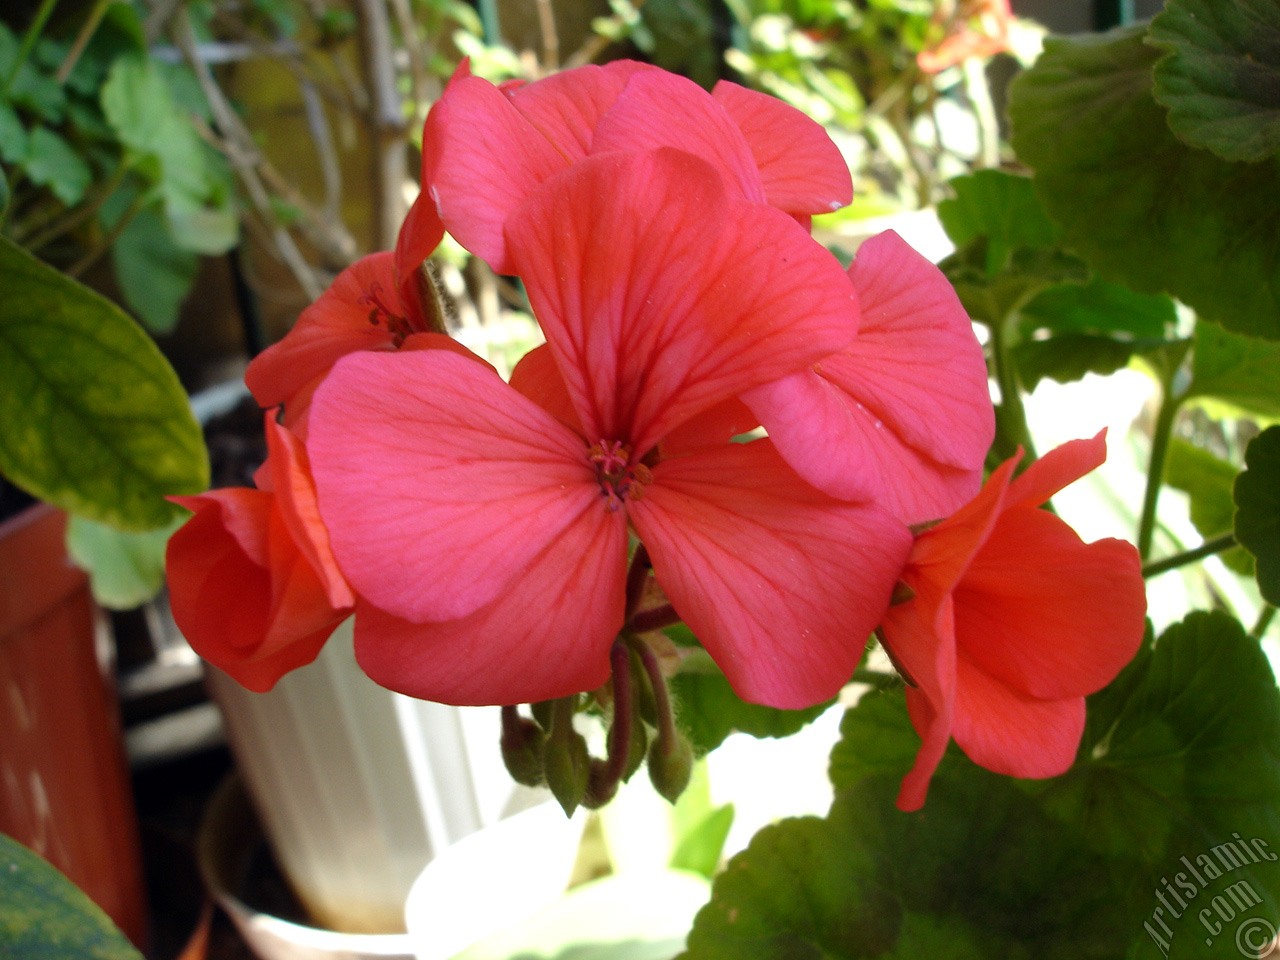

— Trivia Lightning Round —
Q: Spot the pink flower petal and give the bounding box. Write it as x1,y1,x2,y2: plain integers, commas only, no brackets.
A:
660,398,759,456
245,253,400,424
891,598,957,812
509,343,582,432
950,657,1085,779
506,148,858,456
953,505,1146,700
712,80,851,214
745,231,992,522
353,504,627,705
628,440,911,709
424,75,568,273
307,349,602,623
503,61,652,160
591,70,766,203
395,188,445,330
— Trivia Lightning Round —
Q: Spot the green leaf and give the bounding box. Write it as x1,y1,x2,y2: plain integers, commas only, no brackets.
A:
1148,0,1280,162
0,101,28,164
689,612,1280,960
100,54,238,255
670,666,832,754
65,513,183,609
23,127,91,206
0,832,145,959
112,206,199,334
1019,277,1176,340
0,236,209,529
1010,25,1280,341
0,24,66,123
1013,333,1143,389
1186,320,1280,418
937,169,1060,278
669,804,735,879
943,245,1089,330
1165,438,1253,576
1235,426,1280,605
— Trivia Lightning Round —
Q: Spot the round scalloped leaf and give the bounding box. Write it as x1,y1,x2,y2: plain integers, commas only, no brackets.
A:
1010,25,1280,341
0,237,208,529
1148,0,1280,162
0,833,144,959
1235,425,1280,605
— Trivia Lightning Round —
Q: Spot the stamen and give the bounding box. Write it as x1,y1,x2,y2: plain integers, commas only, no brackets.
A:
358,282,415,345
588,440,652,508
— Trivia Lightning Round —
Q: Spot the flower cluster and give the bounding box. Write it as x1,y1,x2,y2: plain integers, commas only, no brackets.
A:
166,60,1145,808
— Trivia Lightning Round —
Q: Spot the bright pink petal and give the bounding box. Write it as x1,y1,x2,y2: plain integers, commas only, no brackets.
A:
307,349,602,623
628,440,911,709
712,80,851,214
953,505,1146,700
394,188,445,330
660,398,759,456
1006,430,1107,510
245,253,400,422
950,657,1085,779
591,71,766,203
264,417,353,610
745,231,992,522
353,504,627,705
506,148,858,456
509,343,582,432
424,75,568,273
503,62,648,160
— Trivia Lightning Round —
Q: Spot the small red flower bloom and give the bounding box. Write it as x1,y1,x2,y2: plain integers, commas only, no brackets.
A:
243,191,460,434
307,149,910,708
877,431,1146,811
166,416,354,691
917,0,1015,74
421,60,852,274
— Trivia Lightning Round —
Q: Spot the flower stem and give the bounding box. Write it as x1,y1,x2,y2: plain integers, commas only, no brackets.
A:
1141,532,1236,578
626,633,676,751
623,544,651,622
585,640,634,807
2,0,60,98
988,304,1036,463
1253,605,1276,640
1136,391,1182,561
629,602,679,634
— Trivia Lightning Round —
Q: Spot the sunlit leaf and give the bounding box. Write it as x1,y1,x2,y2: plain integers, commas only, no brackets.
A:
0,236,208,529
65,513,183,609
1165,438,1252,576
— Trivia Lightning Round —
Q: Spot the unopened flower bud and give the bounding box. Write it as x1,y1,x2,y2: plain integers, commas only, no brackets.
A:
648,731,694,803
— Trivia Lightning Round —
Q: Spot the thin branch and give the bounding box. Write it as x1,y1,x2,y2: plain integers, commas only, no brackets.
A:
353,0,410,250
387,0,430,109
56,0,111,85
1141,532,1237,579
534,0,560,71
564,0,651,69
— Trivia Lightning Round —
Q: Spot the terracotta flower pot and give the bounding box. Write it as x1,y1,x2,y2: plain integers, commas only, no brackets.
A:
0,503,149,947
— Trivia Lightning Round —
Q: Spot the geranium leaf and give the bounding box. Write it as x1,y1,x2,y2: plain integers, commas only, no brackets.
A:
937,170,1060,279
1187,320,1280,418
1165,438,1253,576
1235,426,1280,605
688,611,1280,959
1013,333,1145,389
0,101,28,165
1148,0,1280,162
1010,25,1280,341
670,665,833,754
1019,278,1176,340
0,833,144,960
0,236,209,529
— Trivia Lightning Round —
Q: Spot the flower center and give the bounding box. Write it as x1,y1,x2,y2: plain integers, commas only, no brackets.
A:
588,440,653,512
359,282,415,346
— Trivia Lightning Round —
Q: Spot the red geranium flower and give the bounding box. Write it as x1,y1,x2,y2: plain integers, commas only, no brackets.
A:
421,60,852,274
306,149,910,708
166,415,354,691
877,431,1146,811
917,0,1015,74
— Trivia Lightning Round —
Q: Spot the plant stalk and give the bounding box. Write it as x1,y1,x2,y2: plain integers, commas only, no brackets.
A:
1141,532,1237,579
1136,390,1182,561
